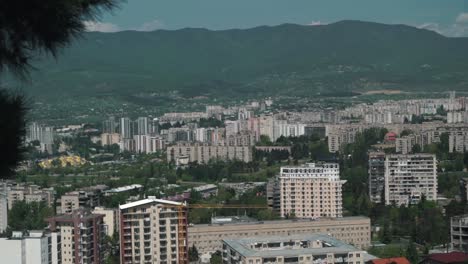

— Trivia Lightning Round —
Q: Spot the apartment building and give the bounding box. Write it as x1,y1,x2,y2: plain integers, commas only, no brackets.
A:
167,143,253,164
266,177,280,213
0,183,7,233
188,216,371,255
59,190,100,214
278,163,346,218
93,206,119,237
47,209,105,264
368,152,386,204
134,134,165,154
451,214,468,252
119,197,188,264
395,135,420,154
0,230,61,264
222,234,366,264
384,154,437,206
101,133,120,146
449,133,468,153
58,185,106,214
227,131,256,146
7,184,55,208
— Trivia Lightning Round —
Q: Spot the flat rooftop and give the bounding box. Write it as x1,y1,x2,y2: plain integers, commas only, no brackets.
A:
190,216,369,228
223,234,362,258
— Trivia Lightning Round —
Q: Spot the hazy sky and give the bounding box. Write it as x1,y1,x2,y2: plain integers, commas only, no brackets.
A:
86,0,468,36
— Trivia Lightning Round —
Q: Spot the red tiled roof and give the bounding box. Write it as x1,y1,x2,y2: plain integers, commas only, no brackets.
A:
427,252,468,264
371,257,410,264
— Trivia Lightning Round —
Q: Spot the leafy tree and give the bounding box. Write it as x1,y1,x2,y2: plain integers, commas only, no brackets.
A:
257,209,280,220
411,144,422,153
8,201,54,231
400,129,414,137
405,240,419,264
381,220,392,244
189,245,200,262
258,135,273,146
210,251,222,264
0,0,121,179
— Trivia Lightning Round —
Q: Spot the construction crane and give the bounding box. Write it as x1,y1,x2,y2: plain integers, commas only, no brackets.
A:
189,204,268,209
167,203,269,264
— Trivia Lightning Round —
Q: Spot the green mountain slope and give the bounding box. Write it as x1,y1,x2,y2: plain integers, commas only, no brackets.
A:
8,20,468,100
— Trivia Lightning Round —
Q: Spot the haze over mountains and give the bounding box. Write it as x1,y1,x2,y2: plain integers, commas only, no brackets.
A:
9,20,468,100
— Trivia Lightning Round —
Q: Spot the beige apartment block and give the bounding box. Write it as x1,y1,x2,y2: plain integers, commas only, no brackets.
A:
119,198,188,264
47,209,105,264
101,133,121,146
93,207,119,237
279,163,346,218
188,216,371,255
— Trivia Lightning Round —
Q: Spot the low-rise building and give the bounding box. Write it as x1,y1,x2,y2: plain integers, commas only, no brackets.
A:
420,252,468,264
167,143,253,164
191,184,218,198
7,184,55,208
188,216,371,255
222,234,366,264
58,185,107,214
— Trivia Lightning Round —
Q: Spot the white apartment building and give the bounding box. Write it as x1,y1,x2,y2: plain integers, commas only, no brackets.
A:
449,133,468,153
167,143,253,164
384,154,437,206
119,198,188,264
0,230,60,264
222,234,366,264
134,135,165,154
279,163,346,218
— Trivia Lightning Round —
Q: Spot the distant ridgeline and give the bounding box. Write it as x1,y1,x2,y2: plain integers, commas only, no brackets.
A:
6,20,468,100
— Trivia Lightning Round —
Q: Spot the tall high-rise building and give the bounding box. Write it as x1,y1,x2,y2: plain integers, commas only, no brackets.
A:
27,122,55,153
47,209,105,264
120,117,135,139
368,151,386,204
0,182,7,233
148,118,159,135
384,154,437,206
279,163,346,218
102,117,117,134
136,117,149,135
119,197,188,264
